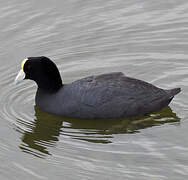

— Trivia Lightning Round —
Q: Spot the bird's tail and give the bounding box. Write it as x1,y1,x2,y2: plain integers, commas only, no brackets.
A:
166,88,181,98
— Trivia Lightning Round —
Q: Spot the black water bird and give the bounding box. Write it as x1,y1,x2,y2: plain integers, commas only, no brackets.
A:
14,56,181,119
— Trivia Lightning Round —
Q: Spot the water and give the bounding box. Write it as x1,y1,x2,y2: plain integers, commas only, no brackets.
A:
0,0,188,179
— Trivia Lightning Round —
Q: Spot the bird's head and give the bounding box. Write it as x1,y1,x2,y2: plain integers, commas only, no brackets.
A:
15,56,63,92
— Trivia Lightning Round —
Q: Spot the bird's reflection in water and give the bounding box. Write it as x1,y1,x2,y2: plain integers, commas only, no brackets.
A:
19,106,63,157
19,106,180,158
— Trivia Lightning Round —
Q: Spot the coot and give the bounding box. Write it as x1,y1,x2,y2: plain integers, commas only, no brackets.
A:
14,56,181,119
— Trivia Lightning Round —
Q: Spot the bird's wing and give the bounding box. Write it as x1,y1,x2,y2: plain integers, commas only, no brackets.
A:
70,72,167,108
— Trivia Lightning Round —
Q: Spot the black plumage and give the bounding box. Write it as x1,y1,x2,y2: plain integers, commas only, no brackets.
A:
22,56,180,119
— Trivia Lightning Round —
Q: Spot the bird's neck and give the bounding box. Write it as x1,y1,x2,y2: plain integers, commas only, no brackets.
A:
36,78,63,93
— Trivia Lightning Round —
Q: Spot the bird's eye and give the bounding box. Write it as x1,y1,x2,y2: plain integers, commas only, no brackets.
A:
26,65,31,71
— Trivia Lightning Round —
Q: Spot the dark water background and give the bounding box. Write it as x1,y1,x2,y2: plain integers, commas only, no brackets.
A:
0,0,188,179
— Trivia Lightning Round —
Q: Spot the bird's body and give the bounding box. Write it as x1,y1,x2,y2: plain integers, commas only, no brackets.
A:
15,57,181,119
35,71,180,119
